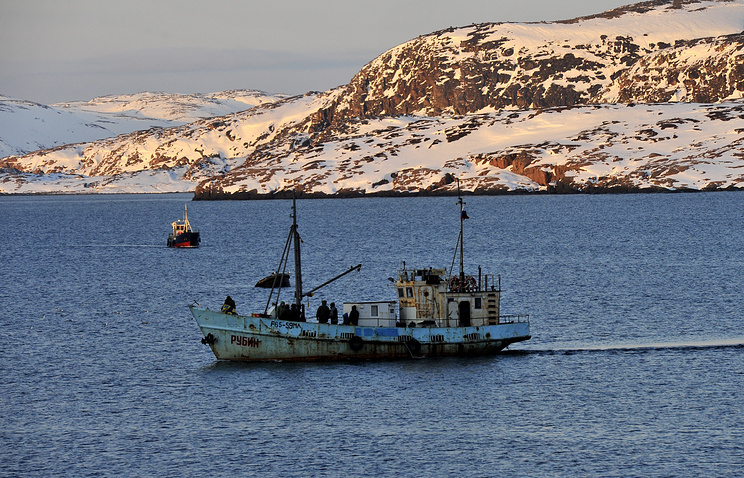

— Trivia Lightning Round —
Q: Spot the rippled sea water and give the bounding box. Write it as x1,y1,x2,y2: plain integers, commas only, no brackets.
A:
1,192,742,477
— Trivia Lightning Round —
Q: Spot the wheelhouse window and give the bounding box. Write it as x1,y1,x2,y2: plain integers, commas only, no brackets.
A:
406,287,414,298
475,298,482,309
371,305,379,316
398,288,404,298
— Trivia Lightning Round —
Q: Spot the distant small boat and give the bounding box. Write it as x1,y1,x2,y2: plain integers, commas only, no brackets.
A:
255,272,291,288
167,203,200,248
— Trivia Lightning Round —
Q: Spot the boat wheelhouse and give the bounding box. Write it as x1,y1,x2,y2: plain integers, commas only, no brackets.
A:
394,266,506,328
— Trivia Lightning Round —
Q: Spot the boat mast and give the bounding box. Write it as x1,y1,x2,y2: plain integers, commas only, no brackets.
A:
457,179,465,284
291,195,303,309
183,203,191,231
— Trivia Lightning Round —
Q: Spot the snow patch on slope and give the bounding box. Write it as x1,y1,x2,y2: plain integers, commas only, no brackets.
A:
0,90,287,158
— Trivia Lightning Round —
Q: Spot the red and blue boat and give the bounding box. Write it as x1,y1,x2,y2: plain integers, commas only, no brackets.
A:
167,204,200,248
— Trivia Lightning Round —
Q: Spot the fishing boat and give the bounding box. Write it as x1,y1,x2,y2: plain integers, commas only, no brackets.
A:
167,203,200,248
189,191,530,361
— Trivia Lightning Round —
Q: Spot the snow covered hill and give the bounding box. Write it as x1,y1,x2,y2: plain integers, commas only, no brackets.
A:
0,91,336,193
3,96,742,195
55,90,288,124
0,90,286,158
1,0,743,196
194,100,744,197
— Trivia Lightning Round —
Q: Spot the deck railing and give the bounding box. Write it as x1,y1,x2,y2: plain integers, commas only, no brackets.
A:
397,267,503,293
357,314,529,328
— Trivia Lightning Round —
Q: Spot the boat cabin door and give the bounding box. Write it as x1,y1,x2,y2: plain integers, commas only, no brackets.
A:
447,299,471,327
458,300,471,327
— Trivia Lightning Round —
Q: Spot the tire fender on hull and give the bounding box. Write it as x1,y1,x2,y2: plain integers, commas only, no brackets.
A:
349,336,363,351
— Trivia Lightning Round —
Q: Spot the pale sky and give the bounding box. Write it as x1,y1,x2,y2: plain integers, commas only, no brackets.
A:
1,0,632,104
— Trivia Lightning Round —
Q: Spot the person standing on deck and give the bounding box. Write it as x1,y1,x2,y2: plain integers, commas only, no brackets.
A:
278,301,289,320
316,300,330,324
329,302,338,324
349,305,359,326
291,303,304,322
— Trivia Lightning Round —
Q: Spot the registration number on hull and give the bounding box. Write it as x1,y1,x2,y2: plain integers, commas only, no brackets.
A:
269,321,302,330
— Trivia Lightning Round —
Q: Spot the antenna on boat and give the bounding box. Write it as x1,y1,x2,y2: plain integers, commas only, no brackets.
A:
457,178,466,284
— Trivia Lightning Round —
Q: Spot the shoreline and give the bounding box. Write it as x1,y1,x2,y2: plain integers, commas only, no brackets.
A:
1,184,741,199
191,184,743,200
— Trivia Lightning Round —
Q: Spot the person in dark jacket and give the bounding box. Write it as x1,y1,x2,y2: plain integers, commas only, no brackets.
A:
349,305,359,326
221,295,236,315
329,302,339,325
278,301,290,321
316,300,330,324
290,303,304,322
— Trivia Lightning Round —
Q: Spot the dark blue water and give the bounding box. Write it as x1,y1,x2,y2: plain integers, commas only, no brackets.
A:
1,192,742,477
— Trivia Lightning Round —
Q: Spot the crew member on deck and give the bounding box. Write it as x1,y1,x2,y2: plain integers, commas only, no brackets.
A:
278,301,290,320
221,296,236,315
316,300,330,324
290,303,304,322
349,305,359,326
329,302,339,325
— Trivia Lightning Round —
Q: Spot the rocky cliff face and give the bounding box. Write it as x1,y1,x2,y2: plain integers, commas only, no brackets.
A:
599,33,744,103
327,0,744,122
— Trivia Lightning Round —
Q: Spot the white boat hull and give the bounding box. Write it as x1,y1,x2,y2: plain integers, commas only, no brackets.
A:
190,306,531,361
